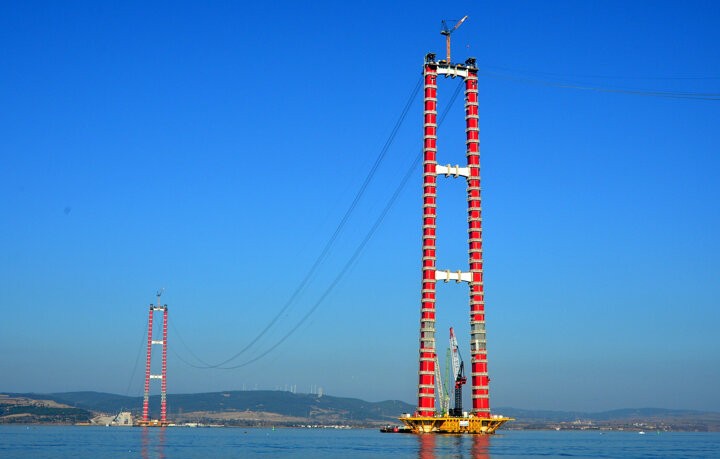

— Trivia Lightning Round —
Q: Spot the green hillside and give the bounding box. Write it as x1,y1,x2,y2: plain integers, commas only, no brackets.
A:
8,391,414,424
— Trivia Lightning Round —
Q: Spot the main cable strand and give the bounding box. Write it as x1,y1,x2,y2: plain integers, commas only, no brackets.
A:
480,69,720,100
202,80,466,370
169,317,214,367
124,321,149,397
185,75,424,368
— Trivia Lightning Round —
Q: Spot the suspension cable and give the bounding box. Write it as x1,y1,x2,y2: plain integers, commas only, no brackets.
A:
169,317,214,367
124,321,149,397
174,80,466,370
479,68,720,100
182,75,424,368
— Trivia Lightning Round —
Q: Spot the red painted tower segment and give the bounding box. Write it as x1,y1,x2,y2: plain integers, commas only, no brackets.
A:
417,59,439,417
160,307,168,422
142,306,153,422
464,67,490,416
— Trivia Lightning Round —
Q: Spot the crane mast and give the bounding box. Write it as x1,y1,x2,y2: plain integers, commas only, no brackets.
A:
449,327,467,417
434,354,450,416
440,15,468,63
449,327,460,380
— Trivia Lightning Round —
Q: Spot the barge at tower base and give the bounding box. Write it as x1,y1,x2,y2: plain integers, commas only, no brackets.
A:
398,413,512,435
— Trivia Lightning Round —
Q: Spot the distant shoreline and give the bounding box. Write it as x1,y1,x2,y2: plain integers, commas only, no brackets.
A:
3,391,719,432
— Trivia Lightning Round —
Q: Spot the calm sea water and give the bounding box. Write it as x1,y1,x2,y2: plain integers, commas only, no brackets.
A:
0,426,718,459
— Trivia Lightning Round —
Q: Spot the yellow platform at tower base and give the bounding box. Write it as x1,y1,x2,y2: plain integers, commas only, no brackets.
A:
399,414,512,434
136,419,171,427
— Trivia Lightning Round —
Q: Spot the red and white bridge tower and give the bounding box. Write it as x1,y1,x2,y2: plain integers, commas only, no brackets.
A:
139,291,169,426
417,52,490,419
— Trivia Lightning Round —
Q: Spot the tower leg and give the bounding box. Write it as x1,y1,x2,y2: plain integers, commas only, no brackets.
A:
465,68,490,417
142,305,153,422
418,59,439,417
160,307,168,422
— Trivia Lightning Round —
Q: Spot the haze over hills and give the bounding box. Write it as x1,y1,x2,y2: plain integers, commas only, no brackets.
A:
2,391,413,426
2,390,719,431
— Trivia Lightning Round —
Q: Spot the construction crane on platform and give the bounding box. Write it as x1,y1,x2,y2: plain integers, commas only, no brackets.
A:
448,327,467,417
440,15,468,63
434,354,450,416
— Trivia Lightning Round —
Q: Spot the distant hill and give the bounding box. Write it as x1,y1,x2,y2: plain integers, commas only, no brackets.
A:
4,391,415,426
0,394,93,424
493,406,720,431
4,391,719,430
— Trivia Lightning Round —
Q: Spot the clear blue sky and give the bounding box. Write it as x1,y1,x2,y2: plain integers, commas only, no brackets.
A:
1,1,719,413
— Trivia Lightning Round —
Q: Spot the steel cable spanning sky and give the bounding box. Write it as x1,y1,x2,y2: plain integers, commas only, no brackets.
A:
479,67,720,100
171,79,465,371
170,75,423,369
202,81,467,371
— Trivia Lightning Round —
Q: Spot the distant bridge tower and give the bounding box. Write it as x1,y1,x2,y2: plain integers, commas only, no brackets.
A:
417,52,489,418
139,291,169,427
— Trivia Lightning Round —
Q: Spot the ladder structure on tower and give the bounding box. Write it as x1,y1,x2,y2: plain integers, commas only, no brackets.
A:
399,43,512,434
137,291,170,427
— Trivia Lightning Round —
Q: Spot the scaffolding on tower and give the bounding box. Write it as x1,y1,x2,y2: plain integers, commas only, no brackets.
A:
137,290,170,427
399,18,512,435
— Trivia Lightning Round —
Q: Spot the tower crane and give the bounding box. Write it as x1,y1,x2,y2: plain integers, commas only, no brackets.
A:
448,327,467,417
440,15,468,64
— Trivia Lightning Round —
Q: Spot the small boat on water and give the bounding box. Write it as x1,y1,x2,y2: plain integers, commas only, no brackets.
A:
379,425,412,433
